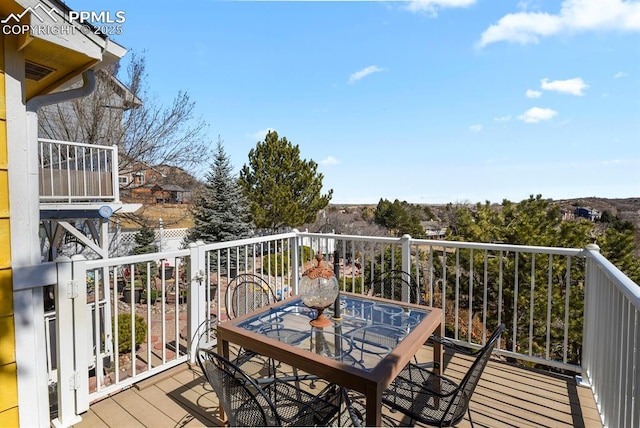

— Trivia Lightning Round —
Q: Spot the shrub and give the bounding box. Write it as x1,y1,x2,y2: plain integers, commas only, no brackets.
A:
114,314,147,353
264,246,314,277
340,276,364,294
141,289,159,304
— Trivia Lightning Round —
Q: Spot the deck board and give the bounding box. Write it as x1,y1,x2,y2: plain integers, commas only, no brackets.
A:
73,345,602,428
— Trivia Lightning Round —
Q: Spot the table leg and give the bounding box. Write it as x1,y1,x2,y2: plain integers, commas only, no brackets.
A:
434,321,444,376
365,386,382,427
216,338,230,424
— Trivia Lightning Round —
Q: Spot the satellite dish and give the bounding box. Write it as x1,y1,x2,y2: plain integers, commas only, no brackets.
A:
98,205,113,219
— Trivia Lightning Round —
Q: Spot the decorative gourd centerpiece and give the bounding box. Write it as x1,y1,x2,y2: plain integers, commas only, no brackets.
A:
300,254,339,328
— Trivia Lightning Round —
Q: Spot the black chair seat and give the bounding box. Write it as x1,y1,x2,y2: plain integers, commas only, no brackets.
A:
382,364,469,426
197,348,341,427
381,324,505,427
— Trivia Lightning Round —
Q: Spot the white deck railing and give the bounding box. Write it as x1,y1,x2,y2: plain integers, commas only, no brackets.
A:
45,231,638,427
38,138,119,203
582,245,640,428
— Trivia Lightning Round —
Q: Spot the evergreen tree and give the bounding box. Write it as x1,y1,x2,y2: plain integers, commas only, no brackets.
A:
599,220,640,284
239,131,332,231
133,224,158,255
188,139,253,244
132,224,158,283
374,198,426,238
443,194,639,363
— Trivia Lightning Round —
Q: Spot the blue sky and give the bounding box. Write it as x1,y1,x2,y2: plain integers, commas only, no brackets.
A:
69,0,639,204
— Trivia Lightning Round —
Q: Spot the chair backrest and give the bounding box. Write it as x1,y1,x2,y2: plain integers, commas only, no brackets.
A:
369,270,422,304
444,324,505,424
197,348,281,427
225,273,277,319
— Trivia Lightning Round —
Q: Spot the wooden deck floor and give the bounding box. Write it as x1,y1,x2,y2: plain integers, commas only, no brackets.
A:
73,346,602,428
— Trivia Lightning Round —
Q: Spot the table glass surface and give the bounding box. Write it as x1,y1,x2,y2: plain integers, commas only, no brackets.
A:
235,294,431,371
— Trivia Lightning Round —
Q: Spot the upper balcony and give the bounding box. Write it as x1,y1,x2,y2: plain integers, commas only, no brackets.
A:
38,138,142,220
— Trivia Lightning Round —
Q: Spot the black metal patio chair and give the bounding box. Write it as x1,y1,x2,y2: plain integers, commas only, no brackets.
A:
197,348,342,427
225,273,278,319
381,324,505,427
368,269,423,305
222,273,280,376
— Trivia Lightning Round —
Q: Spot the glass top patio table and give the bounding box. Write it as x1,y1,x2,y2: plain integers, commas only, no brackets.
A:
234,294,432,371
216,291,443,427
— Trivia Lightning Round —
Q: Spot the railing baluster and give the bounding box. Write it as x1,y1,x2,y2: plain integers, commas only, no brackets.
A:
482,250,488,344
529,254,536,356
513,252,519,354
545,254,553,360
468,248,473,344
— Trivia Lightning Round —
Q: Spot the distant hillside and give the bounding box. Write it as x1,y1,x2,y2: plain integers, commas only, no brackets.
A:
122,197,640,234
553,197,640,227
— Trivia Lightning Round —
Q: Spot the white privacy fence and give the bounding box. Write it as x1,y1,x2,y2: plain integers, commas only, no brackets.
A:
45,231,637,427
111,227,189,257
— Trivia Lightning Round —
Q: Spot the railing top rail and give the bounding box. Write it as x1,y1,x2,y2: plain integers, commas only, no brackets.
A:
302,231,583,257
86,248,190,269
409,237,583,256
198,231,297,252
297,231,402,245
586,247,640,309
38,138,117,151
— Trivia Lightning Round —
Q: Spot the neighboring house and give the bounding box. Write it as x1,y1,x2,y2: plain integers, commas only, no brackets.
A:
575,207,601,222
120,161,195,204
420,221,447,239
1,1,127,426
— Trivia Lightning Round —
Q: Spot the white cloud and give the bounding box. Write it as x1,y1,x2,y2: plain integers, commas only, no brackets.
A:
526,89,542,98
348,66,383,84
478,0,640,47
249,128,277,141
494,115,512,122
469,124,483,132
614,71,628,78
320,156,339,166
518,107,558,123
405,0,476,15
541,77,588,95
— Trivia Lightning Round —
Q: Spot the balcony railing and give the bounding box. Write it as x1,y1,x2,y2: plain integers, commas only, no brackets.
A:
38,138,119,204
39,231,638,427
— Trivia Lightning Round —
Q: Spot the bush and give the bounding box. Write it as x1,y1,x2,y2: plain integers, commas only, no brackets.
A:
264,246,314,277
340,276,364,294
141,289,159,304
114,314,147,353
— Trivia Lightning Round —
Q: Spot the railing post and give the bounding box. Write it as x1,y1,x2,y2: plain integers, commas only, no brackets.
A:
112,145,120,202
52,256,87,427
579,243,600,387
187,241,206,363
401,234,412,302
71,255,90,414
291,230,300,295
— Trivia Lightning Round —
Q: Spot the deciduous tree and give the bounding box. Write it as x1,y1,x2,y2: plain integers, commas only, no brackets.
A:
38,52,208,176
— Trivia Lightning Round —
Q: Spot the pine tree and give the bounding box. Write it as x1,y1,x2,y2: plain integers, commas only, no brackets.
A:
133,224,158,255
239,131,332,231
188,139,253,244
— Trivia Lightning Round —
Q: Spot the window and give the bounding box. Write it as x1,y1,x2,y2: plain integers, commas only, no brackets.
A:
134,172,145,184
119,176,129,185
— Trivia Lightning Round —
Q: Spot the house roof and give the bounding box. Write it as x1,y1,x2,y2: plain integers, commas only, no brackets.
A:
2,0,127,100
144,183,187,192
